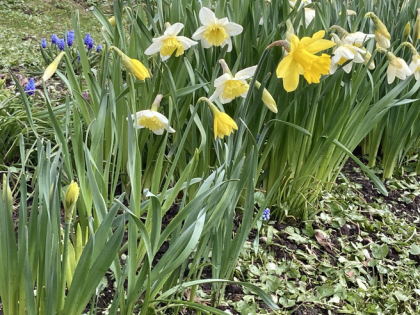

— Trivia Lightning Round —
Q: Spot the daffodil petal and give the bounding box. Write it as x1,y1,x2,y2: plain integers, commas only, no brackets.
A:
192,26,208,40
276,55,293,78
165,23,184,36
177,36,198,49
144,41,163,55
199,7,217,26
235,65,257,79
224,22,243,36
282,60,300,92
305,39,335,54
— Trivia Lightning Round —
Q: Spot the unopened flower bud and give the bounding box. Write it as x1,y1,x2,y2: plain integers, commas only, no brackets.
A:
254,81,277,113
64,181,79,223
2,174,13,210
413,9,420,47
403,22,410,42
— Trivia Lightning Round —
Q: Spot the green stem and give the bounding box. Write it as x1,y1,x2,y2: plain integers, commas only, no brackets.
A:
58,223,70,314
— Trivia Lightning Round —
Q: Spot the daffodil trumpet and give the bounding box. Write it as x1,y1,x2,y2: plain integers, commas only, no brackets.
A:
199,97,238,139
42,51,66,81
109,46,151,80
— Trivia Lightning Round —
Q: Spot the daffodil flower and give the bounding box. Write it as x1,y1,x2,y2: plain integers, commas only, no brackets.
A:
289,0,315,28
192,7,243,52
42,51,66,81
402,42,420,80
144,23,198,61
342,31,375,47
209,59,257,104
110,46,150,81
330,34,366,74
387,56,412,84
275,30,335,92
128,95,175,135
199,97,238,139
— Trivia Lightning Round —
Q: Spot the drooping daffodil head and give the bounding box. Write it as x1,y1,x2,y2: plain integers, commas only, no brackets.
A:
199,97,238,139
128,94,175,135
342,31,375,47
384,51,412,84
365,12,391,49
209,59,257,104
145,23,198,61
192,7,243,52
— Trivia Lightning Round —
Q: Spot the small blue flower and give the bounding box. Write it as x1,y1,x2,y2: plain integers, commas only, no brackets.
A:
57,38,65,51
51,34,58,44
25,78,35,96
96,45,102,53
84,33,94,50
67,30,75,46
41,38,47,48
262,208,270,221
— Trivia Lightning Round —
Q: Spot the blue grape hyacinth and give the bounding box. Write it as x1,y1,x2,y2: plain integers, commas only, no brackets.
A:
57,38,65,51
84,33,94,50
67,30,75,46
96,45,102,53
41,38,47,48
25,78,35,96
51,34,58,44
262,208,270,221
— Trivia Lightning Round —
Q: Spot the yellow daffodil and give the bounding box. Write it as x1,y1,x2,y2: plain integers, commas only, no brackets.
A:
128,94,175,135
209,59,257,104
276,30,335,92
192,7,243,52
365,12,391,49
330,34,366,74
102,16,116,32
109,46,150,81
144,23,198,61
42,51,66,81
199,97,238,139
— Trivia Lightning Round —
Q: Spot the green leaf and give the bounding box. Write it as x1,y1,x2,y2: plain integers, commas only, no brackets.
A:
371,243,389,260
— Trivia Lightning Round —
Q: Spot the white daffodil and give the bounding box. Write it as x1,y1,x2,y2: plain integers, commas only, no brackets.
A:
209,60,257,104
144,23,198,61
289,0,311,7
409,53,420,80
128,95,175,135
387,57,412,84
192,7,243,52
342,32,375,47
330,34,366,74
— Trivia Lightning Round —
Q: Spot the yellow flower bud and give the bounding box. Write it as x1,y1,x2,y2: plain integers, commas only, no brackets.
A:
64,181,79,223
109,16,116,26
42,52,66,82
109,46,151,81
254,81,277,113
2,174,13,210
403,21,411,42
